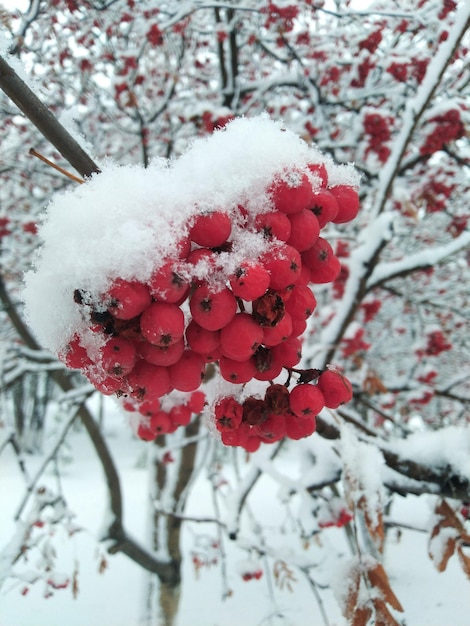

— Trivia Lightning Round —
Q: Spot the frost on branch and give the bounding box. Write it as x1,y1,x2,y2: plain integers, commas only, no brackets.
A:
23,116,360,447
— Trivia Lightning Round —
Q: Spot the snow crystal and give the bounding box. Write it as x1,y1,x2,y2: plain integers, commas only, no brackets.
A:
23,115,358,354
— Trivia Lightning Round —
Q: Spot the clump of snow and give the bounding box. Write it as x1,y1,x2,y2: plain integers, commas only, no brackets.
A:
385,426,470,482
23,114,359,354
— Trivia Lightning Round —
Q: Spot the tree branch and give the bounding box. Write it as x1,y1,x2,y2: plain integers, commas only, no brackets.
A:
0,55,100,178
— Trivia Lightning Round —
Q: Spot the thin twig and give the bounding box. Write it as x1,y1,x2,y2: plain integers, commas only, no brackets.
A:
29,148,85,184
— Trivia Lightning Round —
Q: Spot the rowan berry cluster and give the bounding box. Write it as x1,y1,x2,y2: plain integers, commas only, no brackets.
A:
59,152,358,445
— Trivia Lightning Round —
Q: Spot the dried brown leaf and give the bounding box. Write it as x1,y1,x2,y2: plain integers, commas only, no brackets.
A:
351,605,373,626
343,566,361,621
435,499,465,534
363,371,388,395
367,562,403,612
373,598,403,626
358,495,385,554
457,546,470,579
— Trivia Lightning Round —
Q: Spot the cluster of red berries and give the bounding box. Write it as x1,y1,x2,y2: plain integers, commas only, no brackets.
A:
59,162,358,445
214,372,352,453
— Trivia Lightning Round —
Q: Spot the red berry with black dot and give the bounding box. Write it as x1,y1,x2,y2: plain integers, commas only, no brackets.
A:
229,262,270,301
126,360,172,401
219,355,258,384
262,311,293,347
317,370,353,408
262,244,302,290
107,279,151,320
214,396,243,432
140,302,185,347
149,262,190,304
150,411,172,435
190,285,237,331
100,336,137,378
272,336,302,367
254,211,292,242
308,190,339,228
289,384,325,418
302,237,341,284
258,413,286,443
285,285,317,320
138,337,185,366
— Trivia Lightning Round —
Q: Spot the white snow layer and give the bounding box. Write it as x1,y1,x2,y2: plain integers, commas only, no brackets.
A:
22,115,359,354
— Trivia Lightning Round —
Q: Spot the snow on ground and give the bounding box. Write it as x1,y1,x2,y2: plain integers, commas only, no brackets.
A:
1,400,469,626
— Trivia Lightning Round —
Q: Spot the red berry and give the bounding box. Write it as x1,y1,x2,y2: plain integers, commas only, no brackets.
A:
286,209,320,251
137,396,161,416
60,335,92,370
219,355,258,384
258,413,286,443
169,404,192,426
308,190,339,228
272,336,302,367
254,211,292,241
189,211,232,248
140,302,185,347
317,370,353,408
262,244,302,290
242,435,261,453
100,336,137,378
138,338,185,366
285,414,316,440
252,290,285,328
270,171,312,214
214,396,243,432
302,238,341,283
220,313,264,361
329,185,360,224
169,350,206,392
308,162,328,188
229,262,270,301
86,371,123,395
285,285,317,320
150,411,172,435
137,421,156,442
107,279,151,320
185,320,220,355
126,360,172,400
252,346,284,381
190,285,237,331
262,312,293,347
149,262,190,303
187,390,206,413
290,317,307,338
289,384,325,418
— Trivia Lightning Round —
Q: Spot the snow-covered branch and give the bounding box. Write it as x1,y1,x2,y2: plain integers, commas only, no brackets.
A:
366,230,470,290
